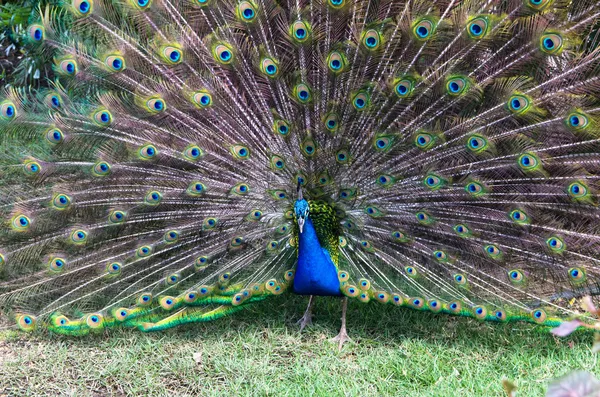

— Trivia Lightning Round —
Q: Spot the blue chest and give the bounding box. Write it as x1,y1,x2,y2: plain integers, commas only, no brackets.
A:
293,217,341,296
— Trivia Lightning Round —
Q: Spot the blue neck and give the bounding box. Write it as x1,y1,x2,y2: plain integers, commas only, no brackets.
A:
293,217,341,296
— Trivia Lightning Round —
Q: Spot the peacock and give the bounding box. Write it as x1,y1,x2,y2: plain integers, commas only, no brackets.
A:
1,0,600,347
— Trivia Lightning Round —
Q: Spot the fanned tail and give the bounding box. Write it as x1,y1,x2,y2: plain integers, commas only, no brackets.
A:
1,0,600,334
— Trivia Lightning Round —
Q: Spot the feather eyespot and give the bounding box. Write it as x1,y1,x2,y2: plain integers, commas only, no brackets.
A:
394,78,414,98
465,181,485,197
360,240,374,252
106,262,122,275
45,93,62,110
146,97,166,113
17,314,36,331
0,101,17,121
508,269,524,284
327,51,347,73
526,0,553,11
237,1,257,22
336,149,350,164
230,144,250,160
453,273,467,285
270,155,286,171
508,94,531,114
162,46,183,65
546,236,565,253
540,33,563,55
92,161,111,177
45,128,65,144
361,29,382,50
509,209,529,225
467,17,488,39
429,300,443,313
105,55,126,72
145,190,163,204
414,132,435,150
231,183,250,195
413,18,435,40
567,181,589,200
339,188,357,200
213,44,234,64
114,308,129,322
49,257,66,272
568,267,586,282
484,244,502,259
530,309,546,323
139,144,158,160
166,273,180,285
247,209,263,221
194,256,209,271
70,229,88,244
230,236,244,248
466,135,488,153
405,266,417,277
260,57,278,77
301,138,317,157
187,182,206,196
449,301,462,313
566,112,589,130
416,211,434,224
410,297,424,309
328,0,344,8
72,0,93,16
324,113,339,132
23,160,41,176
453,224,471,237
517,153,540,171
294,83,312,103
274,119,290,136
473,306,487,320
424,174,445,190
392,231,409,242
183,145,203,161
339,236,347,247
51,193,72,210
131,0,151,10
164,230,179,243
58,59,78,75
11,214,31,231
203,217,218,230
192,91,212,109
291,21,311,43
351,91,369,110
138,293,153,306
160,296,177,310
446,76,468,95
136,245,153,258
92,109,113,126
373,135,394,151
28,24,44,42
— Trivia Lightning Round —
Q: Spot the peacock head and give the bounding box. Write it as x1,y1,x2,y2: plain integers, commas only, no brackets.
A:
294,185,309,234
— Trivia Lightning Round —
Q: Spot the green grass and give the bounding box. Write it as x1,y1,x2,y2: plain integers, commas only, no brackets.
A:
0,295,597,396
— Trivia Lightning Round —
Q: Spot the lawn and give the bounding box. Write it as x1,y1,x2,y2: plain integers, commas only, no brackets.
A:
0,295,597,396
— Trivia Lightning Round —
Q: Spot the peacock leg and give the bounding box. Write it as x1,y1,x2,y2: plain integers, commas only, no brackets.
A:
331,297,352,350
297,295,315,331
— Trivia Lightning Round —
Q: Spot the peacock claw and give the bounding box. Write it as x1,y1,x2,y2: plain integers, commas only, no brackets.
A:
297,312,313,331
330,328,352,351
298,295,315,332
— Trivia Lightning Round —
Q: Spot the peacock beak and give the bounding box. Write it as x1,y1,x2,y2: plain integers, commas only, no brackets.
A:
298,217,305,234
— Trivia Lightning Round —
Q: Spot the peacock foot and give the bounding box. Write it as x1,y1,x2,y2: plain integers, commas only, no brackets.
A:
296,312,313,331
330,327,352,351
